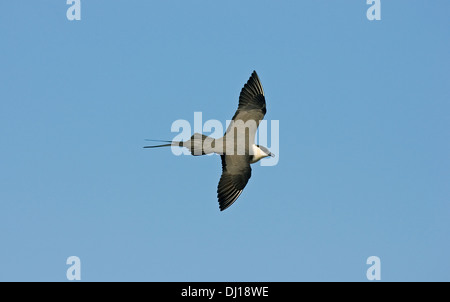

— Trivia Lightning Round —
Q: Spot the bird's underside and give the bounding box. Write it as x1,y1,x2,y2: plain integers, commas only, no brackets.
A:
144,71,267,211
217,71,266,210
182,71,266,210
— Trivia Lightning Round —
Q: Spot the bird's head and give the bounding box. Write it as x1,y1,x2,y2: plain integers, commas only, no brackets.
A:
258,145,275,158
250,144,275,163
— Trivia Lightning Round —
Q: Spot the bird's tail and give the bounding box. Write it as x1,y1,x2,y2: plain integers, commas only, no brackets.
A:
143,134,216,155
143,139,182,148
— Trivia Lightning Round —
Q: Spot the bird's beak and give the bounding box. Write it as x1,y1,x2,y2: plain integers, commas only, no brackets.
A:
269,152,275,158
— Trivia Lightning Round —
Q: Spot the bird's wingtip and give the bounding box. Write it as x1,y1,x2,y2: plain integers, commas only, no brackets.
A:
219,204,230,211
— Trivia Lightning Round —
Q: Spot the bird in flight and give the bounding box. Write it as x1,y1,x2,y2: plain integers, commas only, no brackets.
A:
144,71,274,211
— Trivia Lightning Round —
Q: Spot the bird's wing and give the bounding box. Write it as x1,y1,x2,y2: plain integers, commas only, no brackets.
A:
217,155,252,211
232,70,266,121
225,71,266,134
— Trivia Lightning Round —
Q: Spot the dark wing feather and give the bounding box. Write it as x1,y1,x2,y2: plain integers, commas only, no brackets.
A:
217,155,252,211
230,70,266,122
217,71,264,210
224,71,266,151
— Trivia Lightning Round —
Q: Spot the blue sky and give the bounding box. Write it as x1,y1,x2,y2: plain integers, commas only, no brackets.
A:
0,1,449,281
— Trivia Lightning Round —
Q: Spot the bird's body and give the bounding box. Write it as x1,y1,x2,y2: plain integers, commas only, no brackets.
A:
145,71,274,211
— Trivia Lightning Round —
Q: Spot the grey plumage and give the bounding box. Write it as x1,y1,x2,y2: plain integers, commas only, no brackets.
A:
216,71,266,210
145,71,273,211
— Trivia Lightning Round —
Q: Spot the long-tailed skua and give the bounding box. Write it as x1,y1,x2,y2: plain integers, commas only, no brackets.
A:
144,71,274,211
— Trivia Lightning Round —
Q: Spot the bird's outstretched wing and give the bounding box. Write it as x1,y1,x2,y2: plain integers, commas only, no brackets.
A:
217,155,252,211
217,71,265,210
223,70,266,153
231,70,266,122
